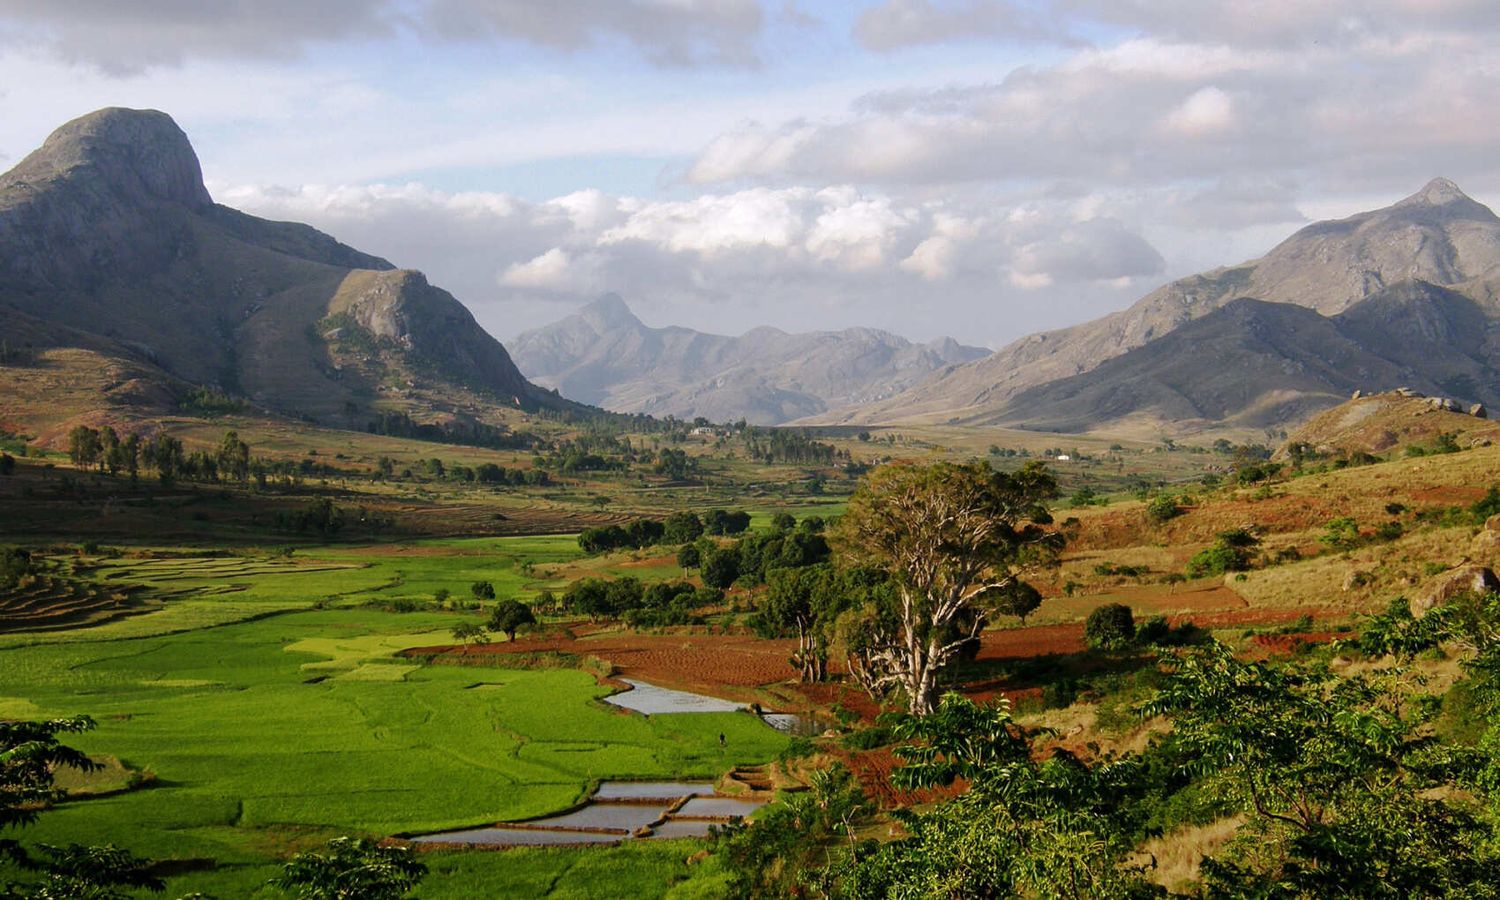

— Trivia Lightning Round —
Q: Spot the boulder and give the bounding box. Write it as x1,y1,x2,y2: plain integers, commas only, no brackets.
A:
1342,569,1373,591
1412,565,1500,617
1351,389,1364,400
1471,529,1500,563
1471,403,1488,419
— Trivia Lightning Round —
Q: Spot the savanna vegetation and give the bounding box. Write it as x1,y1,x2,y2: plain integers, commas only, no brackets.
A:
5,396,1500,898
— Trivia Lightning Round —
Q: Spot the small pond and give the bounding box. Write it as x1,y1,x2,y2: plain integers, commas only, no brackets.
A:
603,679,743,715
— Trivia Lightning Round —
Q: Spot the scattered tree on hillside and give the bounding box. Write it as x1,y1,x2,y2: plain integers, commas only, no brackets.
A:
470,581,495,601
487,600,536,641
1084,602,1136,650
67,426,101,471
751,565,890,683
218,430,251,483
834,460,1060,715
450,622,488,651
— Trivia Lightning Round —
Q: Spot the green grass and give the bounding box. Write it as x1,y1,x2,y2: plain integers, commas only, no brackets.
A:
1,560,789,897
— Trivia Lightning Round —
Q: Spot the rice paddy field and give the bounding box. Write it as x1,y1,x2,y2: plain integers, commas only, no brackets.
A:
0,539,790,898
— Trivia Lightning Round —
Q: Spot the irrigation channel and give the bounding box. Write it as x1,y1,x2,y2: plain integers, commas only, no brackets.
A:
407,680,823,847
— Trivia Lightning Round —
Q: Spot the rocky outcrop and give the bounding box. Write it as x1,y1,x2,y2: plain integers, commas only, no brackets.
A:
0,107,566,423
1413,565,1500,617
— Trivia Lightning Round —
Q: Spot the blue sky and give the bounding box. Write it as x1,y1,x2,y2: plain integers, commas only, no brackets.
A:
2,1,1498,346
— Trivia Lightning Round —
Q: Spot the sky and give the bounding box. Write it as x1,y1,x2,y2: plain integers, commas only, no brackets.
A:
3,1,1500,349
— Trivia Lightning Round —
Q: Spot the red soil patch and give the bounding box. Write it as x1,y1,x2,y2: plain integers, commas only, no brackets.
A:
1409,486,1489,506
1248,630,1354,657
409,627,801,700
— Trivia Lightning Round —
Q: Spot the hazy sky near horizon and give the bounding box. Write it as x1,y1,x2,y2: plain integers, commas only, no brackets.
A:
3,1,1500,347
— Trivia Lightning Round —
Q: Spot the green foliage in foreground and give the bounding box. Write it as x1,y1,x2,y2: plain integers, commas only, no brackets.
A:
714,593,1500,898
273,837,426,900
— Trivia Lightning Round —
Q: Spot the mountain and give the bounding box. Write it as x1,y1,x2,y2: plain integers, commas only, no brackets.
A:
987,290,1500,434
816,178,1500,428
509,294,988,424
0,107,567,436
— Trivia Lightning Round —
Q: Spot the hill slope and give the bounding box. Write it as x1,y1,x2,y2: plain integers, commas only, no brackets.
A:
509,294,987,424
990,284,1500,435
817,179,1500,427
0,107,567,434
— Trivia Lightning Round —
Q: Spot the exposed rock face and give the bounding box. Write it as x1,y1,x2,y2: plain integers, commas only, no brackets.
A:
0,107,561,423
1278,391,1500,459
1413,564,1500,617
819,178,1500,428
510,294,987,424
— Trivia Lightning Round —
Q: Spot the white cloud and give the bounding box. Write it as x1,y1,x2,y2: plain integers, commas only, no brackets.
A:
1161,86,1236,137
854,0,1070,52
220,174,1168,344
501,247,574,289
0,0,767,73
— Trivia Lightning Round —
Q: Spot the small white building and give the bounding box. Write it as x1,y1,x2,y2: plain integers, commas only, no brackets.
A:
1055,454,1071,461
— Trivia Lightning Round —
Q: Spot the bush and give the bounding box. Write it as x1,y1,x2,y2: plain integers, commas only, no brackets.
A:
1318,516,1361,552
1084,603,1135,651
1145,494,1181,524
1186,528,1259,577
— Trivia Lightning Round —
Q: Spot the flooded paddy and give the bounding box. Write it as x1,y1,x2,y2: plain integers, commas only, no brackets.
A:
603,678,743,714
408,780,768,847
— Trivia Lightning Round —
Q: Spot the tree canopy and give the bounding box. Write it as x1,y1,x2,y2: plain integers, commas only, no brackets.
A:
834,459,1060,715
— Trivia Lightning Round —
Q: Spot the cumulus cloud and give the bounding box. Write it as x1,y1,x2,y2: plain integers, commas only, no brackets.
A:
854,0,1070,51
0,0,396,75
687,8,1500,198
0,0,766,73
424,0,764,67
221,176,1164,343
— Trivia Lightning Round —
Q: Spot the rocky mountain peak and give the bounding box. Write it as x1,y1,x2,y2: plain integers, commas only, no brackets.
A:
1399,177,1470,207
1,107,213,212
579,293,643,332
1386,176,1496,222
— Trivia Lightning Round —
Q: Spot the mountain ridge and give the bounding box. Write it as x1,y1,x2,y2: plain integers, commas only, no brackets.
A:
808,178,1500,430
509,294,988,424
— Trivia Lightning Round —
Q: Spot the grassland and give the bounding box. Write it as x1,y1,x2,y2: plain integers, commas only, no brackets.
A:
5,400,1492,897
0,537,790,898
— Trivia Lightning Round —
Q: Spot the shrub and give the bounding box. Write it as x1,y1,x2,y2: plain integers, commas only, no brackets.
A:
1145,494,1181,524
1186,528,1260,578
1084,603,1136,651
1318,516,1361,552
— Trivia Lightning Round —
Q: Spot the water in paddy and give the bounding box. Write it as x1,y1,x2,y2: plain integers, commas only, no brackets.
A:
759,712,828,736
676,796,766,818
408,780,767,847
594,781,717,800
603,678,743,714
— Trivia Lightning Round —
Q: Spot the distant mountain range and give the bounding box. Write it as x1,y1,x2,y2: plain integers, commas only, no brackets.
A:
0,107,570,437
509,295,987,424
810,178,1500,434
7,107,1500,442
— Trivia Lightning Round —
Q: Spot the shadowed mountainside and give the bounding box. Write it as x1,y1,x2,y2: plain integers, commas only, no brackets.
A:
814,179,1500,431
0,107,570,434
